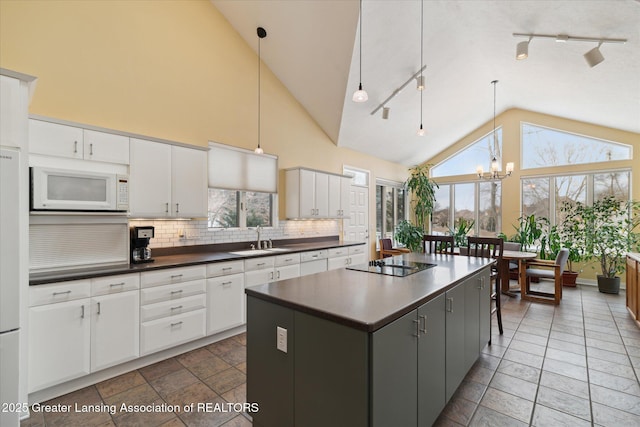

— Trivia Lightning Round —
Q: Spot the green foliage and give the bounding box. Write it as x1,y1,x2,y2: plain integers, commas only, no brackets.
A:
510,214,544,252
395,220,424,252
449,218,475,247
574,197,640,278
405,164,439,233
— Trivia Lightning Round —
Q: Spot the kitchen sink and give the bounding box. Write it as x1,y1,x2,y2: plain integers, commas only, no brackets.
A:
228,247,291,256
228,249,273,256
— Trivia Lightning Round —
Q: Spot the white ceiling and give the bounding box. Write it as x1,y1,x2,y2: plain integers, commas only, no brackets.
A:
212,0,640,166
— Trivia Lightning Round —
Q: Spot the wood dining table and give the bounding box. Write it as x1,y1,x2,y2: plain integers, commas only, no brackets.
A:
499,250,538,297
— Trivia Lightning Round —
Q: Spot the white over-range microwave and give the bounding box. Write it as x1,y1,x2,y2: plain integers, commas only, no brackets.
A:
30,166,129,212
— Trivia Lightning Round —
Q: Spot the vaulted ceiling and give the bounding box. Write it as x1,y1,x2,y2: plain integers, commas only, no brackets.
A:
212,0,640,166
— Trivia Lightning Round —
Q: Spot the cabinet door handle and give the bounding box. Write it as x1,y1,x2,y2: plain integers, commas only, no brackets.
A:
171,321,183,327
97,302,101,315
165,202,169,213
447,297,454,313
89,143,93,156
277,271,281,279
81,305,85,319
412,319,420,338
110,282,125,288
73,141,78,153
53,290,72,296
269,271,274,280
170,305,183,311
176,203,179,213
419,314,427,335
171,289,183,295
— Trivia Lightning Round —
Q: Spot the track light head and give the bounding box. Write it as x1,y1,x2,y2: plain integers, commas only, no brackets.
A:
382,107,390,120
416,75,425,90
516,40,529,60
584,43,604,67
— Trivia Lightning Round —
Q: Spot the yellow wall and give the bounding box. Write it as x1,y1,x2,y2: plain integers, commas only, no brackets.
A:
426,108,640,282
0,0,408,256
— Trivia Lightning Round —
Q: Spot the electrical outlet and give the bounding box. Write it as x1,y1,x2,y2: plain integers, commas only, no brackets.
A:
276,326,287,353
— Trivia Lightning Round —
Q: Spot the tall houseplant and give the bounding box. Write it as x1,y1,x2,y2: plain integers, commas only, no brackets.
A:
405,164,439,233
577,197,640,293
395,220,424,252
510,214,544,252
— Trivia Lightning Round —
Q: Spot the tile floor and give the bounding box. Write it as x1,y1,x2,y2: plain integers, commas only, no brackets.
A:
21,284,640,427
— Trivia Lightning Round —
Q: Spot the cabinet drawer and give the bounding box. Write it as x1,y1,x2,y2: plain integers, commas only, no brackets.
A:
300,250,327,262
275,253,300,267
349,245,366,255
91,273,140,296
140,265,206,289
206,260,244,278
140,279,206,305
140,294,206,322
29,280,91,307
328,247,349,258
300,259,327,276
140,309,206,355
244,256,275,272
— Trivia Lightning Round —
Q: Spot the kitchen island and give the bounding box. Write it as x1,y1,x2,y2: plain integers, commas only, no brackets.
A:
245,253,494,427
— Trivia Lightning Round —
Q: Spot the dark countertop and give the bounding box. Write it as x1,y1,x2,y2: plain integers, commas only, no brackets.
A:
245,252,493,333
29,239,365,285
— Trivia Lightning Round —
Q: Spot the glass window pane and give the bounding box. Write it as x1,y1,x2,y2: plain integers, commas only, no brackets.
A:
396,188,406,225
454,183,476,228
385,187,394,239
479,181,501,236
594,171,630,202
522,178,550,219
555,175,586,224
208,189,239,228
522,123,631,169
432,185,450,235
432,129,502,178
245,192,272,227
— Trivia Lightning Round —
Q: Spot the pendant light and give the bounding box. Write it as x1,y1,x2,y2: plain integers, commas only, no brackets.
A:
255,27,267,154
417,0,425,136
352,0,368,102
476,80,514,180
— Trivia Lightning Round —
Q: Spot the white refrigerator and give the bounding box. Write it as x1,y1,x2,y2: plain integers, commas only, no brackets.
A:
0,147,21,426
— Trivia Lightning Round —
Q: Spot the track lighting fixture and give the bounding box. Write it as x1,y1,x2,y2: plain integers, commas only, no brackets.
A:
584,43,605,68
255,26,267,154
352,0,368,103
417,0,424,136
513,33,626,67
382,107,390,120
416,75,425,91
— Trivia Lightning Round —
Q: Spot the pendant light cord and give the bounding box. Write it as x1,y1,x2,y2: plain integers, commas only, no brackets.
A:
419,0,424,128
359,0,363,86
492,80,499,157
258,35,261,149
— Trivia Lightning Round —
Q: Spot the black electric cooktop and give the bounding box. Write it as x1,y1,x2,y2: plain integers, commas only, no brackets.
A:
346,260,436,277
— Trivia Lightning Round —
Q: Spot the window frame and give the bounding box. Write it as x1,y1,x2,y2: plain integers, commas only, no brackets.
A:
375,179,408,247
207,188,278,229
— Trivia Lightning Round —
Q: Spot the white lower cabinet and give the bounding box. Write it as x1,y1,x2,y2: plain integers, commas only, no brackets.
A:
207,273,245,335
28,298,91,392
327,245,367,270
90,290,139,371
139,266,207,356
28,275,141,392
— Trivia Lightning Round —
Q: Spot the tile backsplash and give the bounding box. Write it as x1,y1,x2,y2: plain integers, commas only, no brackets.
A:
129,219,341,249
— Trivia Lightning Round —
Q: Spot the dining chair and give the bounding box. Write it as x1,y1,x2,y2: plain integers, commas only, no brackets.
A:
423,234,455,255
466,236,504,345
378,238,410,259
524,248,569,305
503,241,522,277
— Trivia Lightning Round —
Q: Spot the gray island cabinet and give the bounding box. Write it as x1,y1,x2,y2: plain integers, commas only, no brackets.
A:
245,253,492,427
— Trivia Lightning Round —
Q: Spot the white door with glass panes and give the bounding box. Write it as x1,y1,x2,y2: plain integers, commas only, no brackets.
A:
346,184,368,243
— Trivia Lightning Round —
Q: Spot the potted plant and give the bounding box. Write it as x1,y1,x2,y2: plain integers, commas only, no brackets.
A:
448,218,475,248
395,220,424,252
577,197,640,294
510,214,544,252
405,164,439,233
556,201,587,286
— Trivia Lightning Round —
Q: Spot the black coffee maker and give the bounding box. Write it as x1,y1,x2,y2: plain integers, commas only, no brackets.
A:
130,226,155,263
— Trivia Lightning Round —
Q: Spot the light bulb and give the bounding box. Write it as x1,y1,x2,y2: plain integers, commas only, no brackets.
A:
352,83,368,102
254,146,264,154
417,124,425,136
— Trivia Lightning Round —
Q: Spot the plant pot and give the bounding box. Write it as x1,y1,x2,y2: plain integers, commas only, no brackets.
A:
562,271,579,287
597,275,620,294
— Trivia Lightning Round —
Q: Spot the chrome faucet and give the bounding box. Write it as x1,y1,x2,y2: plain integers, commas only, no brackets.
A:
256,225,262,250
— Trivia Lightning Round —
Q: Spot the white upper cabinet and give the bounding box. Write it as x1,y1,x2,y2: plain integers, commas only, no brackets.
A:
29,119,129,164
129,138,207,218
286,167,350,219
171,145,208,218
1,73,33,149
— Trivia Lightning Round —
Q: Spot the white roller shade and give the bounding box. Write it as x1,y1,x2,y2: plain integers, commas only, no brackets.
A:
208,142,277,193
